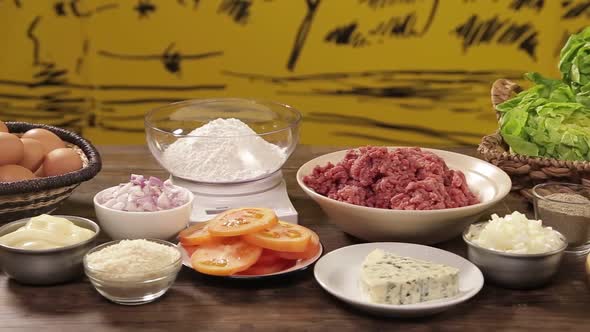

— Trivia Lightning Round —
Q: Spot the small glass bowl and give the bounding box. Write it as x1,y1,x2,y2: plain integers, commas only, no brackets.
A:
83,239,182,305
144,98,301,184
533,183,590,255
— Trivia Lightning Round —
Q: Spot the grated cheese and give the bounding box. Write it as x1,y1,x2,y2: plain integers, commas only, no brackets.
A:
86,239,180,281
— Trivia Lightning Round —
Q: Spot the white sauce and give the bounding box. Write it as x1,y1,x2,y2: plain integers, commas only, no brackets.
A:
0,214,94,250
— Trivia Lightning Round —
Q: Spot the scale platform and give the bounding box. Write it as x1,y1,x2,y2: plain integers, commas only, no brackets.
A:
170,171,298,224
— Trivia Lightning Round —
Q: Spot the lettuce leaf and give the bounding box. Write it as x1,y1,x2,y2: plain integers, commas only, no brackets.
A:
494,28,590,161
559,27,590,93
496,73,590,160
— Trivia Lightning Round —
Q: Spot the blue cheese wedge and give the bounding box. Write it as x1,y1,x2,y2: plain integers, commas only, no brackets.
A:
360,249,459,305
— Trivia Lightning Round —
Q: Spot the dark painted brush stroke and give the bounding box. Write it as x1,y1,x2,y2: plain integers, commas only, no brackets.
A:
0,79,225,91
397,103,433,110
100,114,148,121
277,85,483,103
101,98,189,105
306,113,479,145
76,39,90,75
96,123,146,133
70,0,92,17
332,131,436,146
222,69,522,84
134,0,157,19
26,16,42,65
97,49,223,61
562,0,590,19
95,2,119,13
98,46,223,74
218,0,251,24
287,0,321,71
509,0,544,12
419,0,439,36
0,93,85,103
318,84,481,98
308,113,482,137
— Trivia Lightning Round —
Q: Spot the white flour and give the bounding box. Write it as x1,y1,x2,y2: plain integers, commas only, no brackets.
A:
162,118,286,182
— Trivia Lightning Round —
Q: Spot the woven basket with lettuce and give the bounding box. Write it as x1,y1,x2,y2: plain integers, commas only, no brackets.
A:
478,27,590,199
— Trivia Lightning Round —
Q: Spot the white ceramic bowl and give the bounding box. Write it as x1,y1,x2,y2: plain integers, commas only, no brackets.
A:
93,187,194,240
297,148,511,244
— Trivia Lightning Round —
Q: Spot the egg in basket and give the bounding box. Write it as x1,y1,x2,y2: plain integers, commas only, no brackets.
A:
0,121,101,222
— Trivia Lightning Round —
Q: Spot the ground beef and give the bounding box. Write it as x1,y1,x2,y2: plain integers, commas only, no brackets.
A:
303,146,479,210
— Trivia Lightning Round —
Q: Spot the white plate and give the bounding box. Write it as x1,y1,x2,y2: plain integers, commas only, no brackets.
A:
179,242,323,279
314,242,484,317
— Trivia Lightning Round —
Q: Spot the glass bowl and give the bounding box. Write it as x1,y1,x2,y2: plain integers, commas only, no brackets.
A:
145,98,301,184
533,183,590,255
83,239,182,305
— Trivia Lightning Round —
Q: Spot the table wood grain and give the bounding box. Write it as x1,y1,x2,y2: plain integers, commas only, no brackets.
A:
1,145,589,332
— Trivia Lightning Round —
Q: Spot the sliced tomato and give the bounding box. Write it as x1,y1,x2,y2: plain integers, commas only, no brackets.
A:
256,249,283,265
182,245,199,257
208,207,278,237
277,230,320,260
242,221,312,253
190,238,262,276
179,222,214,246
237,258,295,276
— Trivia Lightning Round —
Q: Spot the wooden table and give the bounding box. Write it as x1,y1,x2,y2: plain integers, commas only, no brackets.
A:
1,145,589,331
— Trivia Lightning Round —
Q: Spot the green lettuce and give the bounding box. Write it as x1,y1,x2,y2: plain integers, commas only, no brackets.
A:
496,73,590,160
496,28,590,161
559,27,590,94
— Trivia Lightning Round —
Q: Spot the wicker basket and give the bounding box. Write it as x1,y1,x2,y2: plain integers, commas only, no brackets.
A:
0,122,102,222
477,79,590,200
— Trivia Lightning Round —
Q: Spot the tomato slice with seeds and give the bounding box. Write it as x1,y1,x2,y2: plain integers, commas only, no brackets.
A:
179,222,214,246
237,258,295,276
242,221,312,253
208,207,278,237
277,230,320,260
190,238,262,276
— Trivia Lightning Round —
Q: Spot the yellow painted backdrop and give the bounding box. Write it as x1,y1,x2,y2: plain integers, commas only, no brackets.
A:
0,0,588,146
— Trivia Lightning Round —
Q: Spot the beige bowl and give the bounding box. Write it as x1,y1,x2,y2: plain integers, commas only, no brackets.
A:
296,148,511,244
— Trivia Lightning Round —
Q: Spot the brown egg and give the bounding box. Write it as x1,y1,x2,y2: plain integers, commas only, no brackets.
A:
0,132,24,166
0,164,35,182
19,138,45,171
34,165,45,177
0,120,7,133
43,148,83,177
22,128,65,154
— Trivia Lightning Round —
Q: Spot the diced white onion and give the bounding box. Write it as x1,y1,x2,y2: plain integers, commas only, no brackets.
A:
467,211,564,254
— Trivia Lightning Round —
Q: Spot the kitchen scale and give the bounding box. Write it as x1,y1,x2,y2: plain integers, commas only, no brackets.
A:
171,171,298,224
145,98,302,224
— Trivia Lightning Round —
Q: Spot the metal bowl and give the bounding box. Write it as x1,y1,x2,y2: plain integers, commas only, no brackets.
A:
462,222,567,289
0,215,100,285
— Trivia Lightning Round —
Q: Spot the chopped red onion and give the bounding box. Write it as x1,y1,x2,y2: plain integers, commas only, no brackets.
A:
98,174,190,212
